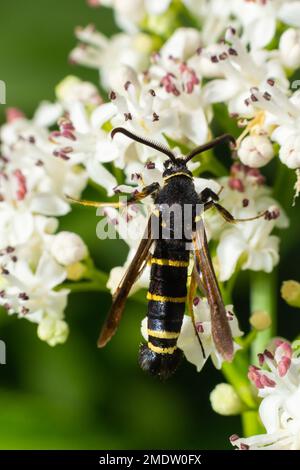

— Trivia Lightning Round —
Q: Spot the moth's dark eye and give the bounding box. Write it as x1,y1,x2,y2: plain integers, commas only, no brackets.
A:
164,160,171,169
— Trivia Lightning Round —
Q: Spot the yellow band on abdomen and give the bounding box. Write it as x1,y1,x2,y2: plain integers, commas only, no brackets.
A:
147,329,179,339
147,292,186,303
151,257,189,268
148,343,177,355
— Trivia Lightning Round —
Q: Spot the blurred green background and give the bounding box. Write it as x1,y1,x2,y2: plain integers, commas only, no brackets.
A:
0,0,299,450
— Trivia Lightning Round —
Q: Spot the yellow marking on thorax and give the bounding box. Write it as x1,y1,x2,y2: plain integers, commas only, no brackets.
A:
147,329,179,339
148,343,177,355
151,258,189,268
147,292,187,303
164,172,193,182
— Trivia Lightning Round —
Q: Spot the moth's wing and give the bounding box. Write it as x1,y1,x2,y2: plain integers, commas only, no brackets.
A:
192,219,233,361
97,217,153,348
187,266,206,358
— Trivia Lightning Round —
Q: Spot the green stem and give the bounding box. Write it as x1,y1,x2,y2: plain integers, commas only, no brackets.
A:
220,270,262,436
222,359,257,410
59,281,107,293
242,411,265,437
250,270,277,365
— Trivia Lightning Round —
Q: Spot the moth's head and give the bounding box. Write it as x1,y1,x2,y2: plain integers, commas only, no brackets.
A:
111,128,236,178
162,158,192,179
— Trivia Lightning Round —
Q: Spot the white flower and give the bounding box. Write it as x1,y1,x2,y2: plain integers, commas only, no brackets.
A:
105,202,151,295
70,25,151,89
50,103,118,195
110,73,178,165
209,164,289,281
147,53,209,145
248,84,300,169
93,0,172,33
217,219,280,281
238,134,274,168
1,104,62,150
0,109,88,217
204,162,288,239
56,75,102,107
141,299,243,372
37,317,69,347
110,63,208,167
237,0,300,50
231,341,300,450
0,251,69,328
279,28,300,70
203,27,288,117
177,300,243,371
50,231,88,266
160,28,202,61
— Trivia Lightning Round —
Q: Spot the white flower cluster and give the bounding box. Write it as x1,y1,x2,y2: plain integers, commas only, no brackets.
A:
231,341,300,450
74,1,300,174
2,0,299,359
0,103,89,345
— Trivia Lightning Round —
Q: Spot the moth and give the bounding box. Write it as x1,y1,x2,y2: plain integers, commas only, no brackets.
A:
71,127,267,379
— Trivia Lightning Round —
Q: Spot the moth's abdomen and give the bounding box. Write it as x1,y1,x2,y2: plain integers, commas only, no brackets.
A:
139,248,189,379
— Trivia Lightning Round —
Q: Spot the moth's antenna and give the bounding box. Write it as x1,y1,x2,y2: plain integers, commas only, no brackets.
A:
111,127,177,163
185,134,236,163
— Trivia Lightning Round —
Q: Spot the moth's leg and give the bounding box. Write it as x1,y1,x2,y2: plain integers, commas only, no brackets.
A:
204,200,269,224
199,187,220,204
67,182,160,209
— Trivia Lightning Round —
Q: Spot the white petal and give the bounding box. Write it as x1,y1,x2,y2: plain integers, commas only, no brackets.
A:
35,253,67,289
86,159,117,196
247,18,276,49
161,27,202,60
203,79,238,104
95,139,120,163
278,2,300,28
217,229,247,281
145,0,171,15
68,102,90,134
30,194,70,216
177,315,211,372
259,394,282,434
0,209,34,247
243,235,279,273
91,103,116,129
33,101,63,128
179,109,208,145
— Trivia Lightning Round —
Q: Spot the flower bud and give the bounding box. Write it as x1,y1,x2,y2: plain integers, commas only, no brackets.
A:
133,33,155,54
279,135,300,169
250,310,272,331
279,28,300,70
67,262,87,281
5,108,25,123
56,76,101,105
51,231,88,266
37,318,69,346
281,280,300,308
210,383,243,416
238,135,274,168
